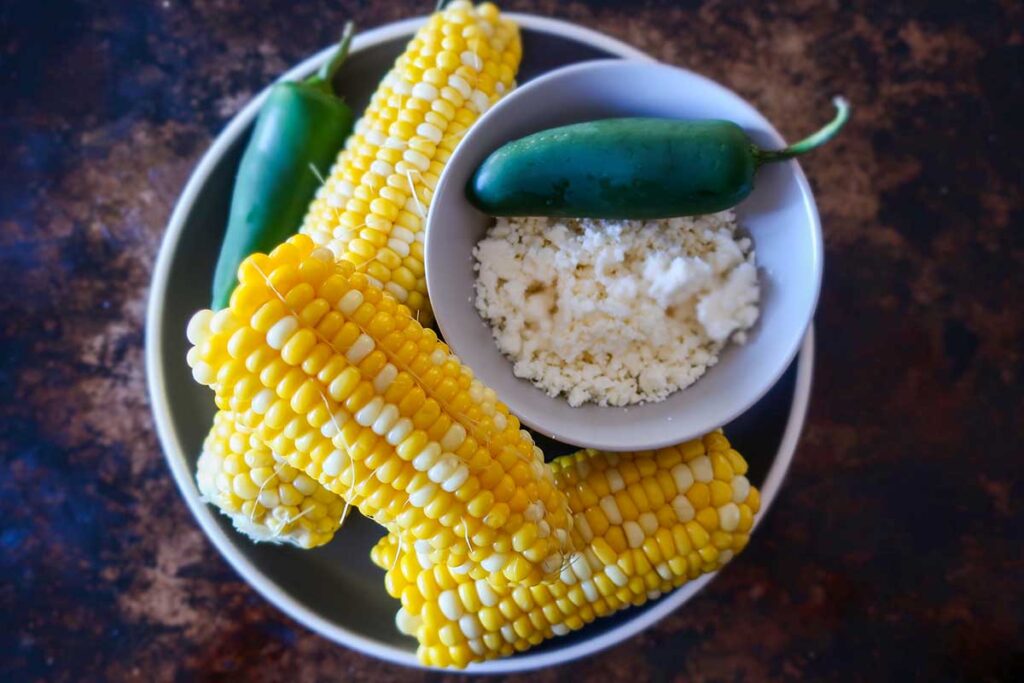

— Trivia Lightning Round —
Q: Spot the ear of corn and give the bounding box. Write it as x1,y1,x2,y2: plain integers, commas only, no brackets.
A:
301,0,521,324
196,0,522,548
188,234,572,585
370,432,760,668
196,410,345,548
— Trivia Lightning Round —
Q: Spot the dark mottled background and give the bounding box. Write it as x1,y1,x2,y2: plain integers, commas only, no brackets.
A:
1,0,1021,681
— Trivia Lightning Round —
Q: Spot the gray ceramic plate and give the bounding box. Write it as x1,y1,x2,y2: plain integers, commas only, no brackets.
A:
146,14,813,673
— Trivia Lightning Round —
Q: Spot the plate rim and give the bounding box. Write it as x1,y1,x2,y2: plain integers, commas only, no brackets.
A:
145,13,811,673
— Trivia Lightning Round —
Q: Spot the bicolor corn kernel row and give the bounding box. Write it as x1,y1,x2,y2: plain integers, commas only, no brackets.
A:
187,234,573,584
301,0,521,323
370,432,760,667
196,409,345,548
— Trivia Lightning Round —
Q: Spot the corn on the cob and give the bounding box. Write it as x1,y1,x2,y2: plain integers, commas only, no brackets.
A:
369,432,760,668
187,234,572,584
196,409,345,547
196,1,522,547
301,1,521,324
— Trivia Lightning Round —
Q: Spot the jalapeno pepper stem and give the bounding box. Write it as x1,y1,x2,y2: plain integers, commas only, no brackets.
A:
307,21,356,94
755,96,850,164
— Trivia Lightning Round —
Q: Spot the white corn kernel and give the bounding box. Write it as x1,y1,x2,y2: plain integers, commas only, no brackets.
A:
338,290,363,315
191,362,214,385
354,397,383,426
470,90,490,113
574,515,593,543
392,226,415,243
386,238,410,257
427,454,458,483
345,334,374,363
599,495,623,525
412,82,439,101
412,443,442,471
719,503,741,532
386,418,414,446
210,308,235,333
524,502,543,522
321,450,349,477
416,122,443,143
690,455,713,482
451,561,473,575
441,464,469,493
732,475,751,503
541,553,562,574
266,316,298,350
671,463,694,492
481,553,507,573
448,74,471,98
186,309,213,344
439,590,463,620
371,404,399,435
441,424,467,451
320,410,347,437
403,149,430,172
571,553,592,580
476,579,498,607
251,389,275,414
459,614,482,639
373,364,398,393
623,521,644,548
605,565,628,587
395,607,421,635
672,495,695,522
409,482,437,508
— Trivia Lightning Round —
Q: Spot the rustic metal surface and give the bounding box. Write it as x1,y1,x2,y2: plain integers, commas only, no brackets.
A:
1,0,1021,680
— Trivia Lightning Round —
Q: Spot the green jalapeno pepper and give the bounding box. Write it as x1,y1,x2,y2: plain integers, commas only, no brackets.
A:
211,22,357,310
468,97,849,219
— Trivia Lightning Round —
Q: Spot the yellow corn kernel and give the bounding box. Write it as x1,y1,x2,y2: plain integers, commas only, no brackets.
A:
710,480,733,507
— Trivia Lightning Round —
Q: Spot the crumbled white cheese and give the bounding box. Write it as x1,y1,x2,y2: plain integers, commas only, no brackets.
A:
472,212,760,407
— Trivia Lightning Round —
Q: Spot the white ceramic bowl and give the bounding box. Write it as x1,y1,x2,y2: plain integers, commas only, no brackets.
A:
426,59,823,451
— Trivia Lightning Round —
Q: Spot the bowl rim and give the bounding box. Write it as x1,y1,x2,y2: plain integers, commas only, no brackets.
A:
145,13,811,673
426,57,824,452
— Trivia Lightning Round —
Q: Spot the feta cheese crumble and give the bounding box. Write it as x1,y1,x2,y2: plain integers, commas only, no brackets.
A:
472,212,760,407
